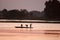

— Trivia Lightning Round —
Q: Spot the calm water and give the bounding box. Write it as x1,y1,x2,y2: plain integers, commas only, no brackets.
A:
0,22,60,40
0,23,60,30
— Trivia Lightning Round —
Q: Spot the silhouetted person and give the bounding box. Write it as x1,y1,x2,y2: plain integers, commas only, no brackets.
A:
26,24,28,28
21,24,23,28
30,24,32,28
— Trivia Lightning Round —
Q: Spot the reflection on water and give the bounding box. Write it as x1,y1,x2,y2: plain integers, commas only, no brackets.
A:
0,22,60,40
0,32,60,40
0,23,60,30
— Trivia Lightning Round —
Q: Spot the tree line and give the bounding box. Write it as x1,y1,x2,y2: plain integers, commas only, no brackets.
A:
0,9,44,20
0,9,29,19
44,0,60,20
0,0,60,20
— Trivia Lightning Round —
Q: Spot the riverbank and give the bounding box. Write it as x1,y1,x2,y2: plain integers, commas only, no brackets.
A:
0,20,60,23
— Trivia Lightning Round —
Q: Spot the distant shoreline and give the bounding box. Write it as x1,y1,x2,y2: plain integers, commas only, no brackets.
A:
0,19,60,23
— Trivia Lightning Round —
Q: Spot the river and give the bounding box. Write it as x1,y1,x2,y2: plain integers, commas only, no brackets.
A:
0,22,60,40
0,22,60,30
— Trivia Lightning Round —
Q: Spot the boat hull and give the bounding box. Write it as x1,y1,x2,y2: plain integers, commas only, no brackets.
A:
15,26,32,28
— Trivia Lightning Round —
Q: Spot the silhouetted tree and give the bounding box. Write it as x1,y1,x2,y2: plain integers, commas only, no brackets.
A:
1,9,8,19
0,9,30,19
20,9,29,19
5,9,29,19
7,9,21,19
44,0,60,20
30,11,41,20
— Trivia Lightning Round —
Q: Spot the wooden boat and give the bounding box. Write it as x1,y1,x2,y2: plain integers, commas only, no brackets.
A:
15,24,32,28
15,26,32,28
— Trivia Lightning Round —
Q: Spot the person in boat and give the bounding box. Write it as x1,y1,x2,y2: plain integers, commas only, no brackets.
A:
26,24,28,28
30,24,32,28
21,24,23,28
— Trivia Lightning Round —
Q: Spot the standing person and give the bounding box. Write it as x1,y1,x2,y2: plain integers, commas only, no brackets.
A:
30,24,32,28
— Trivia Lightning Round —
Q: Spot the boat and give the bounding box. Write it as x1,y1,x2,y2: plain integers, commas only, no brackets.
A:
15,24,32,28
15,26,32,28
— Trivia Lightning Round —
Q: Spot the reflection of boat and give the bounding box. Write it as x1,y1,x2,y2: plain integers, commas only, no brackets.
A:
15,24,32,28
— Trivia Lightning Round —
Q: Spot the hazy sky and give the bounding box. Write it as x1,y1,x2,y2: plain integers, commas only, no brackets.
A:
0,0,49,11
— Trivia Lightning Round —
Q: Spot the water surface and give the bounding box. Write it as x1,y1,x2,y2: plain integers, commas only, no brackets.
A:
0,22,60,40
